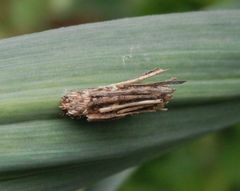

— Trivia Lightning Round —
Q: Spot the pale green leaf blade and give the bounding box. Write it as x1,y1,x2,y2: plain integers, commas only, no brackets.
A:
86,168,136,191
0,10,240,190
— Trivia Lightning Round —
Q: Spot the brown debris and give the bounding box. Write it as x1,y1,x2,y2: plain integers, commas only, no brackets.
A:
60,68,185,121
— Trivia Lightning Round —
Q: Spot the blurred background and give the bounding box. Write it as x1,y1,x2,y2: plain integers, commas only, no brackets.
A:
0,0,239,191
0,0,238,38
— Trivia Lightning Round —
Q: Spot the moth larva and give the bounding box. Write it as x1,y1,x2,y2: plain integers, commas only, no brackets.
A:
60,68,185,121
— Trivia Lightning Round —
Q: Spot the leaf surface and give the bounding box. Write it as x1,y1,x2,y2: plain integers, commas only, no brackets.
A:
0,10,240,190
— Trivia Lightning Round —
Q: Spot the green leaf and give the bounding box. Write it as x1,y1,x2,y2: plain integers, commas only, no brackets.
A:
86,168,135,191
209,0,240,9
0,10,239,190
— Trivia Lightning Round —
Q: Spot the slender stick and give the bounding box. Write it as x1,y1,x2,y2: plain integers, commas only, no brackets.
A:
89,95,159,106
109,68,167,87
128,78,186,87
99,99,163,113
87,109,156,121
117,105,153,114
91,87,174,97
